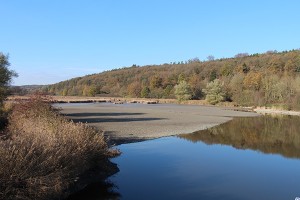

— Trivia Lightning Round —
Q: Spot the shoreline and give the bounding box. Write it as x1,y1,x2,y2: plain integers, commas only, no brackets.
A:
10,95,300,117
254,107,300,116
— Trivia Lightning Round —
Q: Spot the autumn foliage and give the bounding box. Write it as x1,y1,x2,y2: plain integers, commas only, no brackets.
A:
45,49,300,109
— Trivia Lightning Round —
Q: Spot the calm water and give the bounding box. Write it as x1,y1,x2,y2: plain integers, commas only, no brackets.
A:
71,115,300,200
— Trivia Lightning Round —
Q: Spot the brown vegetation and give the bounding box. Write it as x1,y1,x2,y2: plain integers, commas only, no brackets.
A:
7,95,210,106
180,115,300,159
0,97,119,200
43,49,300,109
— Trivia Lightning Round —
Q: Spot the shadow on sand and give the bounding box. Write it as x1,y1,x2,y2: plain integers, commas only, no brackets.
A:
64,112,145,117
65,112,166,123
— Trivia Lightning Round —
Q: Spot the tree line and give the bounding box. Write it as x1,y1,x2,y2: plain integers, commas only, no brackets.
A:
44,49,300,110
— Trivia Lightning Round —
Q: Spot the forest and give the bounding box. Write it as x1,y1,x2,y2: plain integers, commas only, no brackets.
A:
44,49,300,110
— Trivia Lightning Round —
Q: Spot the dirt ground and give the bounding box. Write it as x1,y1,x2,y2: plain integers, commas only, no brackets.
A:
56,103,260,145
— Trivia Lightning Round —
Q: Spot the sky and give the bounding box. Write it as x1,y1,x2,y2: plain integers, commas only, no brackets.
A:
1,0,300,86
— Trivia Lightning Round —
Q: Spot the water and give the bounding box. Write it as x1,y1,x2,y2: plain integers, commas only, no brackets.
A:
72,115,300,200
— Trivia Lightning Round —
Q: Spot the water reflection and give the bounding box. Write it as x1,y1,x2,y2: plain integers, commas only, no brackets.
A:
68,115,300,200
110,134,300,200
66,181,120,200
179,115,300,159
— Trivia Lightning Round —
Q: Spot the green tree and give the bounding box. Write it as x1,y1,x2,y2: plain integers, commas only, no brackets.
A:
209,70,217,81
163,85,173,98
242,63,250,74
174,81,192,102
88,86,97,96
141,86,150,98
221,64,233,76
203,79,225,105
62,88,68,96
177,73,185,83
0,53,17,106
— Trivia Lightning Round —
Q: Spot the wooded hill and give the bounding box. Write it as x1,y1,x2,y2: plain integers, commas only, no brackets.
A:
44,49,300,109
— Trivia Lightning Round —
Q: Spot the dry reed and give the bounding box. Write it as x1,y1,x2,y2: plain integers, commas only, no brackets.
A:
0,96,119,200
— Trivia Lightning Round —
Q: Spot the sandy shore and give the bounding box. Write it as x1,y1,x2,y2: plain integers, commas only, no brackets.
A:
254,107,300,116
56,103,260,144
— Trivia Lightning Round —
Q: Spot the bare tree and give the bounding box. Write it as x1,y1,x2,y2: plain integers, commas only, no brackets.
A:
207,55,215,61
234,53,249,58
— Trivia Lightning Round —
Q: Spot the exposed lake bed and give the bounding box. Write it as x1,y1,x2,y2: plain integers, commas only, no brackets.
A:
58,103,300,200
57,103,259,144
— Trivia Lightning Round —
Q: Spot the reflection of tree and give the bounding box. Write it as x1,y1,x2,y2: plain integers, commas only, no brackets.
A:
67,180,120,200
179,116,300,159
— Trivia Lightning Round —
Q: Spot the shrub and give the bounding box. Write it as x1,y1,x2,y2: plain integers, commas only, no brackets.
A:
203,79,225,105
0,97,119,200
140,86,150,98
174,81,192,102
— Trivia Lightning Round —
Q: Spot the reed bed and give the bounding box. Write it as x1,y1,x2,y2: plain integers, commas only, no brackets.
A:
0,97,119,200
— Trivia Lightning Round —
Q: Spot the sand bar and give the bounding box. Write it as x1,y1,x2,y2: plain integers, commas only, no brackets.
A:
56,103,260,144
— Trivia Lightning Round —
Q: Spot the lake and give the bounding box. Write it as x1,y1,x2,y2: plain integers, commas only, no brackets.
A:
69,115,300,200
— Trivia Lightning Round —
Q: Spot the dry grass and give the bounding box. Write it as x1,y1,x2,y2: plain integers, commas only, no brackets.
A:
0,96,119,200
8,95,211,106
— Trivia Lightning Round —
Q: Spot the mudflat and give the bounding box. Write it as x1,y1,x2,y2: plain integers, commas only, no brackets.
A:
56,103,259,144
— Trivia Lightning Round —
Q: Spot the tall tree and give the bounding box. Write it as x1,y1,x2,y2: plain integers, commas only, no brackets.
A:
203,79,225,105
141,86,150,98
207,55,215,61
174,81,192,102
0,53,17,106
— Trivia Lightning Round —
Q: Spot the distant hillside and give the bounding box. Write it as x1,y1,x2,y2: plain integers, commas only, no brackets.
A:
45,49,300,109
10,85,45,95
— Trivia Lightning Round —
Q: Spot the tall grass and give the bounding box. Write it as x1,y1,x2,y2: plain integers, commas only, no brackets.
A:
0,97,119,200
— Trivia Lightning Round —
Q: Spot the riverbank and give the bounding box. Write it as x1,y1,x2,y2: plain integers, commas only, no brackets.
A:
254,107,300,116
8,95,209,105
12,95,300,116
0,98,119,200
57,102,260,145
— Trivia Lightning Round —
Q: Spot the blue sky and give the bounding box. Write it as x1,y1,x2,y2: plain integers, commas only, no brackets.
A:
1,0,300,85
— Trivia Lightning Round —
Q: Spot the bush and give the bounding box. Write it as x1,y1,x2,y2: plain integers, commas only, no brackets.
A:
203,79,226,105
174,81,192,102
0,97,119,200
